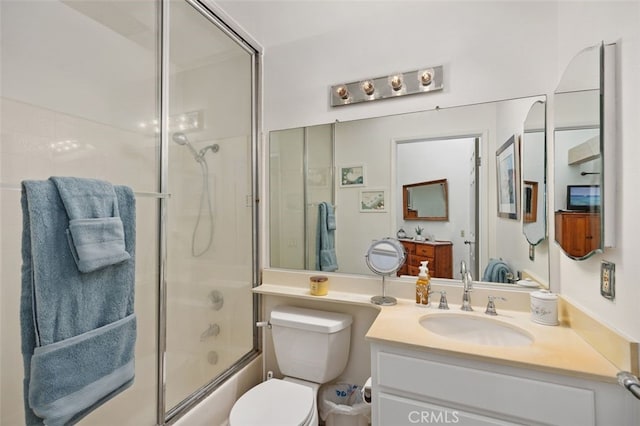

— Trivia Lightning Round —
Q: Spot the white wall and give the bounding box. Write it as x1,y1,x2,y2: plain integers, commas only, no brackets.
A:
218,1,640,342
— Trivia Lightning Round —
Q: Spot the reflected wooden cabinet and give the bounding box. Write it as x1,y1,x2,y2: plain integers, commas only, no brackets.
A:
398,240,453,278
555,211,601,258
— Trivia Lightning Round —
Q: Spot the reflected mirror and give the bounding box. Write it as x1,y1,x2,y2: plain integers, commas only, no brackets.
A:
269,95,548,288
403,179,449,221
522,101,547,247
554,43,614,260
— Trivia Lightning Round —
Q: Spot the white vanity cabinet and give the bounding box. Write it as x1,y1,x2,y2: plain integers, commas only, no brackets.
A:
370,342,639,426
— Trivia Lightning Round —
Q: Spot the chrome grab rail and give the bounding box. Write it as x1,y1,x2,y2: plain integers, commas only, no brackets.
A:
617,371,640,400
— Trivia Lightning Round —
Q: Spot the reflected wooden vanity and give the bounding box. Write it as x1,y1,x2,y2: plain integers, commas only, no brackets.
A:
397,239,453,278
555,211,601,258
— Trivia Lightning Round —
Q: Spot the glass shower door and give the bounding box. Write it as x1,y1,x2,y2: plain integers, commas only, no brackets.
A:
165,0,255,412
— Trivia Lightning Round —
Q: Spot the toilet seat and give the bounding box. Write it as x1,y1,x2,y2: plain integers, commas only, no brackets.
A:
229,379,314,426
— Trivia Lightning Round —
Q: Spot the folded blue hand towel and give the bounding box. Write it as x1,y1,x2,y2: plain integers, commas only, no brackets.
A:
51,176,130,273
21,178,136,426
326,203,336,231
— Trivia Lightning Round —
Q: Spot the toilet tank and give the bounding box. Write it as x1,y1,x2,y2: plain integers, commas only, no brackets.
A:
270,306,352,383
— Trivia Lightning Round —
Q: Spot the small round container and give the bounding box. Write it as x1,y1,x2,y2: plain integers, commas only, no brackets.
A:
309,275,329,296
530,290,558,326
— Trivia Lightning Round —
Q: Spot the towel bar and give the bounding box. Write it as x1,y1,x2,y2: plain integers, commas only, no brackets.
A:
1,183,171,198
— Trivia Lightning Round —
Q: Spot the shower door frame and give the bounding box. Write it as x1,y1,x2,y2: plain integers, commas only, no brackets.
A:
157,0,262,424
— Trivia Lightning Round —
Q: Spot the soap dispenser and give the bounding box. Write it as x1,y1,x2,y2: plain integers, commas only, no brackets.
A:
415,260,431,306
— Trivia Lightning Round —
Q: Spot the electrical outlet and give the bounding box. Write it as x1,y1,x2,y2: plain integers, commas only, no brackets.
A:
600,261,615,301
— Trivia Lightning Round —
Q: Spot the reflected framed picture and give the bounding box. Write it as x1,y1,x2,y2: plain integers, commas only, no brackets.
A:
359,189,387,212
496,135,519,219
339,164,366,187
523,180,538,223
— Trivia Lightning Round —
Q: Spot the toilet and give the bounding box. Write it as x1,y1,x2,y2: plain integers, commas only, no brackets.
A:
229,305,353,426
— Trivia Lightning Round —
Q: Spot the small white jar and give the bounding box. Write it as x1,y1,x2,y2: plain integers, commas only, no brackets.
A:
530,290,558,326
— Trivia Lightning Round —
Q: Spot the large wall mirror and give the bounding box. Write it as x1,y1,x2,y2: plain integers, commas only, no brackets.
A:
554,43,616,260
269,95,549,288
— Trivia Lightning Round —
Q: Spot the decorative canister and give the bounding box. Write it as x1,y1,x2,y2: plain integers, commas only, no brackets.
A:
530,290,558,326
310,275,329,296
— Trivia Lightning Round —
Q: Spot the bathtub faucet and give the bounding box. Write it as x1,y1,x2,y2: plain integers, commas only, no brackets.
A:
200,323,220,341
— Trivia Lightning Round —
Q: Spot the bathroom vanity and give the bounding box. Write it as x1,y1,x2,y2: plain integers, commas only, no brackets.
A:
255,270,640,426
366,305,639,426
371,343,633,425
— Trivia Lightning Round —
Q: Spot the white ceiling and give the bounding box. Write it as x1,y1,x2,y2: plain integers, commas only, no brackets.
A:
216,0,409,48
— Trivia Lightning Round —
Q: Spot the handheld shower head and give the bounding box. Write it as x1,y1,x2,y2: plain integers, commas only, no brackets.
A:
172,132,200,160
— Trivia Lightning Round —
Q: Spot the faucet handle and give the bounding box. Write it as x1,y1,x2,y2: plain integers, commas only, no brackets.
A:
485,296,507,316
438,291,449,310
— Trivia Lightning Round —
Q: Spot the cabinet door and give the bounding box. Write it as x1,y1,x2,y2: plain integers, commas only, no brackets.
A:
378,393,519,426
563,214,600,257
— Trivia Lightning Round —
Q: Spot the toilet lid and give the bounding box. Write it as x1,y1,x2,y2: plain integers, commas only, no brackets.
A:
230,379,314,426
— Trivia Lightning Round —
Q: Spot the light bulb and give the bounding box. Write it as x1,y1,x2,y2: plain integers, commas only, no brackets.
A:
336,85,350,100
390,75,403,91
361,80,375,96
420,70,433,86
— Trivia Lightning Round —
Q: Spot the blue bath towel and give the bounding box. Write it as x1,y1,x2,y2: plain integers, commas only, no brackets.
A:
21,178,136,426
482,258,513,283
316,202,338,272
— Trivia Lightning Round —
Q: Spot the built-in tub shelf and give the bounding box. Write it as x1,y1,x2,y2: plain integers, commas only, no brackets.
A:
254,283,377,308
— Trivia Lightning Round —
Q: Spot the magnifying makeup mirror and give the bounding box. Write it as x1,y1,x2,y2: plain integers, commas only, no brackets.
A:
365,238,407,306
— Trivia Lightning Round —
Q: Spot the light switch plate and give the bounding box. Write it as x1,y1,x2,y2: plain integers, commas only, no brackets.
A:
600,261,615,300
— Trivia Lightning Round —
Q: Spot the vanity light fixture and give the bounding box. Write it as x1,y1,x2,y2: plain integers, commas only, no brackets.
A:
331,65,443,107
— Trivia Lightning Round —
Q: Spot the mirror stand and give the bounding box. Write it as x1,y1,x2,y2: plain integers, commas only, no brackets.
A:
365,238,406,306
371,275,397,306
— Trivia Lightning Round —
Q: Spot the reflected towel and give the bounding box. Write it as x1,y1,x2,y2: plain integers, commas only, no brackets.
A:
326,203,336,231
482,258,513,283
316,202,338,272
50,176,130,273
21,178,136,426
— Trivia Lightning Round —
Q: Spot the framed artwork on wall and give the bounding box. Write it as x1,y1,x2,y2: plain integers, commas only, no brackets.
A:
496,135,519,219
360,189,387,212
339,164,366,187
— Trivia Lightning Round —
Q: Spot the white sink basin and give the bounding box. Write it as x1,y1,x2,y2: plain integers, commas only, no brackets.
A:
420,314,534,347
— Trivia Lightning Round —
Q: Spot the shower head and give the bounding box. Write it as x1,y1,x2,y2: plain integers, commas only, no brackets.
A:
172,132,220,162
172,132,200,160
172,132,190,146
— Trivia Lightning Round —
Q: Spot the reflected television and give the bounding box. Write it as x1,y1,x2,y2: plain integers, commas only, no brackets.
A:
566,185,600,211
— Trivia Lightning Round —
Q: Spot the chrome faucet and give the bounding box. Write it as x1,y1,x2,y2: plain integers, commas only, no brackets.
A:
485,295,507,316
460,261,473,311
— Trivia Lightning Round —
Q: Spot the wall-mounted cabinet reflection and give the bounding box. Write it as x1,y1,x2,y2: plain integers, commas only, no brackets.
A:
554,43,616,260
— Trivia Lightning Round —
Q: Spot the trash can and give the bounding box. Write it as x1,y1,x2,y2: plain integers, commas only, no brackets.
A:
319,383,371,426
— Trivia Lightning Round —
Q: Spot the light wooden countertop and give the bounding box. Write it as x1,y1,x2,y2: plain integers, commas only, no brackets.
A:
364,299,620,383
